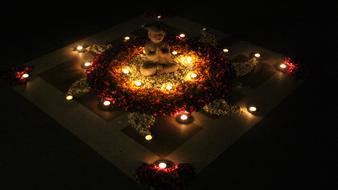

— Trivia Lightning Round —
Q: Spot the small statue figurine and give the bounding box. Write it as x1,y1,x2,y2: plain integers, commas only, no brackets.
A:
140,22,178,76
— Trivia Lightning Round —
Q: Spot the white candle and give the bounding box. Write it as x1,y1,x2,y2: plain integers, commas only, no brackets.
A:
158,162,167,169
103,100,111,106
254,53,261,58
66,95,73,101
145,134,153,141
179,33,185,38
76,45,83,51
22,73,30,79
190,73,197,79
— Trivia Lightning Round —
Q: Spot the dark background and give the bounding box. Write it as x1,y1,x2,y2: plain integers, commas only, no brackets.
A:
1,1,337,189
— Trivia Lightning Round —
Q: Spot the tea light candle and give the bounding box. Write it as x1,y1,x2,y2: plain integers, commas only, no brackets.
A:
158,162,167,169
279,63,287,69
254,53,261,58
124,36,130,41
145,134,153,141
190,73,197,79
135,81,142,86
166,85,173,90
186,56,192,63
180,114,188,121
82,62,92,69
247,106,258,114
22,73,30,79
179,33,185,38
103,100,111,106
66,95,73,101
76,45,84,51
122,67,129,74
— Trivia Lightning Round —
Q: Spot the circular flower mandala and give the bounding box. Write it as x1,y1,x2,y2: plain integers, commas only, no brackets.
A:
86,36,234,116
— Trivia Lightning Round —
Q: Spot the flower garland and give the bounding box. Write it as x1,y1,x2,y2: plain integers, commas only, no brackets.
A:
85,44,112,55
136,162,195,190
283,57,299,76
86,35,235,117
128,112,155,136
66,78,91,98
231,54,258,77
0,65,33,85
202,99,239,116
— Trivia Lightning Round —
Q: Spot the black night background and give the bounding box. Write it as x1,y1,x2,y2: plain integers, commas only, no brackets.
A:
1,1,337,189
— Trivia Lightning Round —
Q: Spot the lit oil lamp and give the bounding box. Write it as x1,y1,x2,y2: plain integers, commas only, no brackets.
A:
82,61,92,69
135,81,142,87
254,53,261,58
122,67,130,74
124,36,130,41
179,33,185,38
75,45,85,53
103,100,111,106
165,84,173,90
158,162,167,169
22,73,30,79
176,112,192,124
145,134,153,141
190,73,197,79
66,95,73,101
247,105,258,114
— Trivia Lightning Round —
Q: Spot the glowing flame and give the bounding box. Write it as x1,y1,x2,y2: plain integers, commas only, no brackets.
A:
22,73,30,79
103,100,111,106
76,45,83,51
66,95,73,101
124,36,130,41
135,81,142,86
254,53,261,58
190,73,197,79
145,134,153,141
122,67,130,74
158,162,167,169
